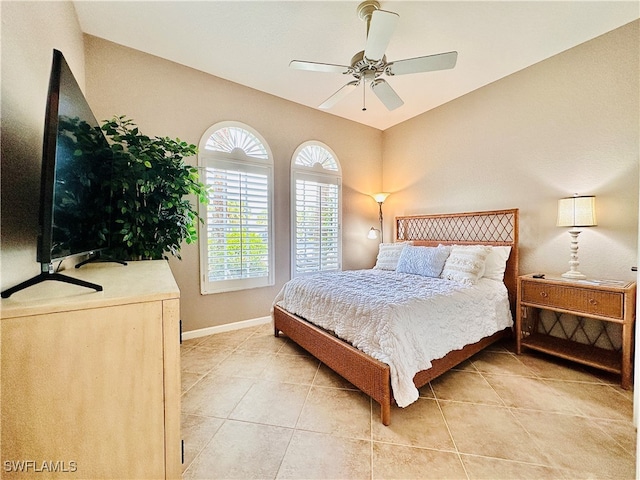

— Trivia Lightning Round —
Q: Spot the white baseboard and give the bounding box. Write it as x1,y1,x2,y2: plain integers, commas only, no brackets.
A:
182,315,272,341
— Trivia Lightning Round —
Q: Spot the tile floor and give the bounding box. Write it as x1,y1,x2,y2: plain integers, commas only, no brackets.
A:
180,323,636,479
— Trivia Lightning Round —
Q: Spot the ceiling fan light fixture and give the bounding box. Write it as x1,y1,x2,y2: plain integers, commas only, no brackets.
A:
362,69,377,84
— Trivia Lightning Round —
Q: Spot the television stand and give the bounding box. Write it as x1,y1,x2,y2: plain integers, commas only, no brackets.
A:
75,251,128,269
1,261,181,477
1,271,103,298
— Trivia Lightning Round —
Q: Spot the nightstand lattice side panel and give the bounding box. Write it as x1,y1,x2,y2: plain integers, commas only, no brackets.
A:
528,309,622,352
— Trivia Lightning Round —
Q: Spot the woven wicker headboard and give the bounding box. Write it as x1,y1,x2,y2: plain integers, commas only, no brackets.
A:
395,209,519,314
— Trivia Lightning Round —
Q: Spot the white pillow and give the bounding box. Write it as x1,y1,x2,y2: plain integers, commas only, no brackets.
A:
441,245,492,285
373,242,413,271
396,245,451,278
482,246,512,282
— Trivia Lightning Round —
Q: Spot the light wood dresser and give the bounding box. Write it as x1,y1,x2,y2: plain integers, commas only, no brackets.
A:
1,260,181,479
516,274,636,389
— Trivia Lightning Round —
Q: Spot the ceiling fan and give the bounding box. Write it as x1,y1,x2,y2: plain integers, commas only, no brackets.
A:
289,0,458,111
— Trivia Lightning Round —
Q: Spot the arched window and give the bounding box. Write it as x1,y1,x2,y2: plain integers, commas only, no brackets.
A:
199,122,274,294
291,141,342,277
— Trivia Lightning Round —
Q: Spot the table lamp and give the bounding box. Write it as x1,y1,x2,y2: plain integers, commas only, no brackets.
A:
556,194,597,279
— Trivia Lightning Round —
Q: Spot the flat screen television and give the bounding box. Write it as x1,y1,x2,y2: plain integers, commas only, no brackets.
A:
1,49,115,298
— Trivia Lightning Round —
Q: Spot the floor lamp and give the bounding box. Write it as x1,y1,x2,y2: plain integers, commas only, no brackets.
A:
557,194,597,279
368,192,390,242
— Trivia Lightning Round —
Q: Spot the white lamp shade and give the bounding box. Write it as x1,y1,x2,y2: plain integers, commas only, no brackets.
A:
367,227,379,239
371,192,390,203
557,195,597,227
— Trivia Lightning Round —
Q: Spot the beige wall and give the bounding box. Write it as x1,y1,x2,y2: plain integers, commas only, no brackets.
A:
83,36,383,332
382,20,639,283
1,1,86,289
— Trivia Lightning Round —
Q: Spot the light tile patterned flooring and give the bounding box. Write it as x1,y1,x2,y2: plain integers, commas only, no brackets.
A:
180,324,636,479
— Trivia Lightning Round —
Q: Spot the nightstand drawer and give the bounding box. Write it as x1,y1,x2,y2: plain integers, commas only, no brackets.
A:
520,281,623,319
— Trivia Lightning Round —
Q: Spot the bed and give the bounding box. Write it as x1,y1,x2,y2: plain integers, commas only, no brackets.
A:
273,208,519,425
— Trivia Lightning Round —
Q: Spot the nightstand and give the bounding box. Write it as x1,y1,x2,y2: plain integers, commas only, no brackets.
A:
516,274,636,389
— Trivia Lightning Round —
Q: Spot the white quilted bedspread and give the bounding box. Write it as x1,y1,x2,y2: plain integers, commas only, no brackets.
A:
273,269,513,407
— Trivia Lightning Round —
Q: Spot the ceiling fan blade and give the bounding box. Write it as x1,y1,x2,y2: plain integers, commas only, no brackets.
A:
364,9,399,61
387,51,458,76
319,81,359,109
289,60,351,74
370,79,403,111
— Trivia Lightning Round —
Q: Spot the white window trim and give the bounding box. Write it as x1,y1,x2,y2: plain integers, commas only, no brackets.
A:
291,141,342,278
198,121,274,294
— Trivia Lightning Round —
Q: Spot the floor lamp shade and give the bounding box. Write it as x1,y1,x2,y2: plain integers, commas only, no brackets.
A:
557,195,596,279
371,192,390,204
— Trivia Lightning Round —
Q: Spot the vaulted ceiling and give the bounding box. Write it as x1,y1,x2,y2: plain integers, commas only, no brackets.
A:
74,1,639,130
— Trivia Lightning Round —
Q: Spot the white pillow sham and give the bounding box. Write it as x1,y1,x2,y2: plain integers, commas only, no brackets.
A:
396,245,451,278
482,246,512,282
441,245,492,285
373,242,413,271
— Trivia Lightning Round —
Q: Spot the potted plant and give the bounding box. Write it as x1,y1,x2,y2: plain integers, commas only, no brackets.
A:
101,115,208,261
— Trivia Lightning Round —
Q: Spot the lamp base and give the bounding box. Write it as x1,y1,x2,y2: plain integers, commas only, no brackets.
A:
561,270,586,280
562,229,586,280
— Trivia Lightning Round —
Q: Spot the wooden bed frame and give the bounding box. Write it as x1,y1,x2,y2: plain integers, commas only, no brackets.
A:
273,208,519,425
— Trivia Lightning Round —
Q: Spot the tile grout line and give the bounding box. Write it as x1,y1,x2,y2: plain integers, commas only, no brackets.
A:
504,405,566,472
180,416,224,479
272,358,322,480
181,326,274,478
431,382,472,480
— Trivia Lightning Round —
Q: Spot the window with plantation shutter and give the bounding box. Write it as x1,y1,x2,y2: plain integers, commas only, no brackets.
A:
292,142,342,277
199,122,274,294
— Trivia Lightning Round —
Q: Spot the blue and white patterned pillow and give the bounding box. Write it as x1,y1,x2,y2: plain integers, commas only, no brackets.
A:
396,245,451,278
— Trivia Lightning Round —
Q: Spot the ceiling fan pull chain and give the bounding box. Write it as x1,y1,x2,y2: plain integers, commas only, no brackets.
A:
362,81,367,111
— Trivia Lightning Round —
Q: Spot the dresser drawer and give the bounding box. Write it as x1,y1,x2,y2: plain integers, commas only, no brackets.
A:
520,281,624,320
